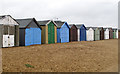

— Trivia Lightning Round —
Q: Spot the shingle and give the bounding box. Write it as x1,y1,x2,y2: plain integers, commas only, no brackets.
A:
16,19,33,28
103,27,113,31
54,21,65,28
97,27,103,30
0,15,6,19
75,24,84,29
86,27,97,30
112,28,117,30
69,24,75,28
37,20,50,26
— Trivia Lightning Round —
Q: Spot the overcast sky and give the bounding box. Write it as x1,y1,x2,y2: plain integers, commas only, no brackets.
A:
0,0,119,28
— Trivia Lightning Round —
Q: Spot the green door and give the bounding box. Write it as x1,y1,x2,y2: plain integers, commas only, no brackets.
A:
48,22,55,44
113,30,116,39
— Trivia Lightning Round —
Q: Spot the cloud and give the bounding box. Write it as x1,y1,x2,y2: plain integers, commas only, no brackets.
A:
0,0,119,27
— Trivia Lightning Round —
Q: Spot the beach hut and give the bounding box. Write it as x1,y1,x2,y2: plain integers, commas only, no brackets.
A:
69,24,78,42
76,24,87,41
94,28,100,41
86,27,95,41
119,29,120,39
38,20,57,44
112,28,117,39
98,27,104,40
54,21,70,43
109,28,113,39
16,18,42,46
104,28,109,39
0,15,19,47
116,29,118,38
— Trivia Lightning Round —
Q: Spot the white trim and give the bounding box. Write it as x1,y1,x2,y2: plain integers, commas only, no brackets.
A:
46,20,58,27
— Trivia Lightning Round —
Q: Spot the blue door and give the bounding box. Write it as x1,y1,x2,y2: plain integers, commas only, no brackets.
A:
80,27,86,41
25,28,32,46
60,23,69,43
25,28,41,46
33,28,41,45
57,29,61,43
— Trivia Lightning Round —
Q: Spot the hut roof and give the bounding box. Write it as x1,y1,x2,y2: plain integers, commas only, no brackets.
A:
112,28,117,30
54,21,65,28
38,20,57,27
16,18,41,29
37,20,50,26
69,24,75,28
75,24,83,29
97,27,103,30
103,27,112,30
75,24,86,29
86,27,97,30
0,15,19,25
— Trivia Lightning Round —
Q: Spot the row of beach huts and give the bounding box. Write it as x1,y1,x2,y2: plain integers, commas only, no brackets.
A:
0,15,119,48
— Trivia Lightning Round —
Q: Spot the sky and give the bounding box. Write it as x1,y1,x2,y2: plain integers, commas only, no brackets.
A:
0,0,119,28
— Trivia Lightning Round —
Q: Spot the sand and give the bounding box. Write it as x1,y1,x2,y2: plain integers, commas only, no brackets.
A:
2,39,118,72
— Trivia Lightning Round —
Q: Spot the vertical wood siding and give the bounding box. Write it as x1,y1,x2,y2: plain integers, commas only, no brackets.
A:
116,30,118,38
70,25,78,42
100,28,104,40
87,28,94,41
80,26,86,41
113,30,117,39
48,22,55,44
78,29,80,41
14,25,19,46
109,28,113,39
95,28,100,40
19,29,25,46
57,29,60,43
46,25,48,44
54,26,57,43
104,29,109,39
119,30,120,39
0,25,3,48
60,23,69,43
25,28,41,46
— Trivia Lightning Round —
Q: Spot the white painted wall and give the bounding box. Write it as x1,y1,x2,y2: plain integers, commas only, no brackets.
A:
3,35,9,47
87,28,94,41
8,35,14,47
104,29,109,39
3,35,14,47
78,29,80,41
116,29,118,38
0,15,19,25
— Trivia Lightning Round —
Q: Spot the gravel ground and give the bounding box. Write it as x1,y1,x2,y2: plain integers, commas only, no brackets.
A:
2,39,118,72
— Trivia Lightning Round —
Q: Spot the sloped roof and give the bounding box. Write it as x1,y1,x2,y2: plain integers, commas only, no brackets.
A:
54,21,65,28
0,15,19,25
75,24,83,29
86,27,97,30
16,18,41,29
37,20,50,26
16,19,32,28
97,27,103,30
112,28,117,30
69,24,75,28
75,24,86,29
0,15,6,19
104,27,112,30
38,20,57,27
